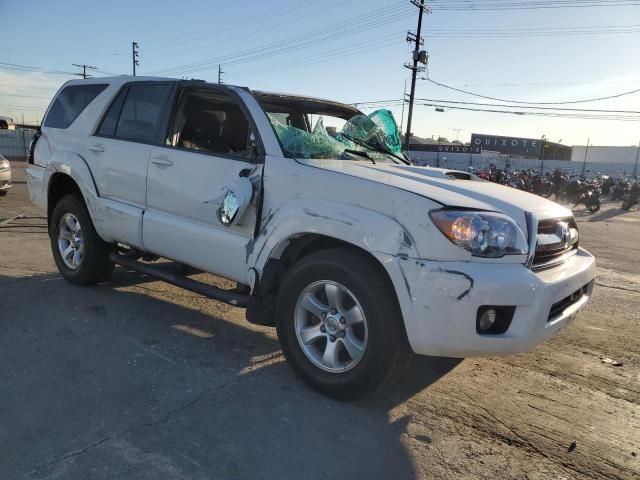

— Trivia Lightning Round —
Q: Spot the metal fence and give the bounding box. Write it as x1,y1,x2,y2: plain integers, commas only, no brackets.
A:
0,129,37,162
407,150,639,178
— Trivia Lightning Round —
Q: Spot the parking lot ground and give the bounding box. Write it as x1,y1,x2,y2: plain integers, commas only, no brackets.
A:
1,161,639,480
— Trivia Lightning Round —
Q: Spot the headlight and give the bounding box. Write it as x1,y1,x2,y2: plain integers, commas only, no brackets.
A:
0,160,9,171
430,209,528,257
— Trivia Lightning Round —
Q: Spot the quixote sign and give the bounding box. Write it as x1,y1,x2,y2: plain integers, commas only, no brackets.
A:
471,133,543,158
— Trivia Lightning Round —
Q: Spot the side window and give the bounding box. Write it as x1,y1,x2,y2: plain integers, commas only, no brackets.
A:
169,89,253,158
97,87,128,137
103,84,171,143
44,84,107,129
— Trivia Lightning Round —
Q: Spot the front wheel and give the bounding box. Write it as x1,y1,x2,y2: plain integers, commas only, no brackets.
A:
50,194,114,285
276,248,412,400
587,197,601,213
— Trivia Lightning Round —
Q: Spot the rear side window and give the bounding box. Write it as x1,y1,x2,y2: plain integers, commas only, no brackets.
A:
44,84,107,129
97,88,127,137
111,84,171,143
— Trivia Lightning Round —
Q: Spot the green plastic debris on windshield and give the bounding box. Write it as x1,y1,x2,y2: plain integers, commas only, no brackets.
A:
340,109,402,154
268,109,401,159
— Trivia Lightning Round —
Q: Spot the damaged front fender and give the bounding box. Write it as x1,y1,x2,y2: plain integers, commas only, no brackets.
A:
247,198,421,273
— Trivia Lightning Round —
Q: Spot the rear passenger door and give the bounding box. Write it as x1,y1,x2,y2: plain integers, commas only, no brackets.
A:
143,85,263,284
83,81,173,247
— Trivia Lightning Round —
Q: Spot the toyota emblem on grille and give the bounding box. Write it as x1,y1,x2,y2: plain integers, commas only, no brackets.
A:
556,222,570,247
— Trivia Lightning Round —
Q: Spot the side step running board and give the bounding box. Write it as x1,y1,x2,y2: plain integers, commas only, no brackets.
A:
109,253,251,308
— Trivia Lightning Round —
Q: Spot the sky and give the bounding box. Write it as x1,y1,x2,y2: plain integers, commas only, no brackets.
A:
1,0,640,146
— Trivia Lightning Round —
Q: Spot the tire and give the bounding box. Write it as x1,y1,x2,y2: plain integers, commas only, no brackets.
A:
587,197,600,213
621,195,633,211
50,194,114,285
275,248,412,400
0,190,7,196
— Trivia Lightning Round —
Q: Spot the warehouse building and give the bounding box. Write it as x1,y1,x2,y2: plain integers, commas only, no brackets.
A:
571,145,640,164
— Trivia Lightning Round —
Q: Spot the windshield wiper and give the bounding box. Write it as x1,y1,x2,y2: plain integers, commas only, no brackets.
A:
340,133,408,164
343,148,375,164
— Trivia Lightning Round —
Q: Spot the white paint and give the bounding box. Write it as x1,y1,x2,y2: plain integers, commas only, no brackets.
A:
27,76,597,359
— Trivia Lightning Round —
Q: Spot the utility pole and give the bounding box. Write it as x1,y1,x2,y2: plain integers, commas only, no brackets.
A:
218,64,224,84
399,78,407,134
132,42,139,76
582,138,590,177
72,64,97,79
633,139,640,178
403,0,430,154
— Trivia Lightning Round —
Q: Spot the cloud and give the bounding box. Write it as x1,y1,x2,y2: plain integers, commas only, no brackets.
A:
0,70,64,122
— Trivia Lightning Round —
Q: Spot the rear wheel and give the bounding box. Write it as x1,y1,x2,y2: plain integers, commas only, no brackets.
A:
587,197,600,213
621,195,634,211
276,248,412,400
50,194,114,285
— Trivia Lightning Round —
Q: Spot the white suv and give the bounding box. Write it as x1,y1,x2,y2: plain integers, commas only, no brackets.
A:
27,77,596,399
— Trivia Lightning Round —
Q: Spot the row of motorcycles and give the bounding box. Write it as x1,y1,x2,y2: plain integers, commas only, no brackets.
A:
471,165,640,214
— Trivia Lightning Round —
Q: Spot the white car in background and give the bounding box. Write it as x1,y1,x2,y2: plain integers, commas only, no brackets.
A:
26,76,596,399
0,154,11,196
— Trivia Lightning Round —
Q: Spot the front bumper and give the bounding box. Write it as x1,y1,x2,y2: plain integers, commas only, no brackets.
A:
391,247,596,357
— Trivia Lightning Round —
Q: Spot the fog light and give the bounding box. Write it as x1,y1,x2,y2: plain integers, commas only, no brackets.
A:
476,306,516,334
478,309,497,332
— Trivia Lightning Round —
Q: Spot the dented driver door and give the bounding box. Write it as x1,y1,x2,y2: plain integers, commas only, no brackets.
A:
142,85,263,284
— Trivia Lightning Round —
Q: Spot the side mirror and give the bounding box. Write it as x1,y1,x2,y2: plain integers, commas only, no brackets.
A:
218,176,253,226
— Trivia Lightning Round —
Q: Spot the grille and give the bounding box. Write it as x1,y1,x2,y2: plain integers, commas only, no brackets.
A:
531,217,579,270
548,283,589,321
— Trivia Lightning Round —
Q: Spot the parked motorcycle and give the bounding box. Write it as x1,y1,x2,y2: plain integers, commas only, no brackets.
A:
621,181,640,210
611,178,630,201
565,179,601,213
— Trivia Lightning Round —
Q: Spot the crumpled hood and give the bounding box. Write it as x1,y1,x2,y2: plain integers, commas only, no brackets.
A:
297,159,572,231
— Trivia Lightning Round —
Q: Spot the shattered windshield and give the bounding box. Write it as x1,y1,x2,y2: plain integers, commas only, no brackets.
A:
255,92,405,163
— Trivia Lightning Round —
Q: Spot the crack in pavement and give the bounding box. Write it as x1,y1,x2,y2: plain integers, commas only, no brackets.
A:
22,386,218,478
595,282,640,295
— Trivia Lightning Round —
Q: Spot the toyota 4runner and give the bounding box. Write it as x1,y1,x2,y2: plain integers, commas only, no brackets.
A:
26,77,596,399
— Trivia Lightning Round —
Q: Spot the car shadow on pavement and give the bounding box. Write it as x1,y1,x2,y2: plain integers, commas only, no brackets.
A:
0,268,460,480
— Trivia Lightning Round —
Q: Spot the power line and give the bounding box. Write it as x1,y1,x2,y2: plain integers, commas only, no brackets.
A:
0,62,76,76
147,0,335,52
423,75,640,104
149,0,320,48
352,97,640,114
229,32,402,78
426,0,640,11
419,102,640,121
147,3,412,76
0,92,51,99
150,6,412,76
415,98,640,114
421,24,640,37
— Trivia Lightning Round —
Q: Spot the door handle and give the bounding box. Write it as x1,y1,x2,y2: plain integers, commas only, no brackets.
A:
88,144,105,153
151,155,173,167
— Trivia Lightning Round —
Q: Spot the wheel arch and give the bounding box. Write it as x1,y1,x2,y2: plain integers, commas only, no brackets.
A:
47,172,83,229
247,232,401,327
45,151,102,235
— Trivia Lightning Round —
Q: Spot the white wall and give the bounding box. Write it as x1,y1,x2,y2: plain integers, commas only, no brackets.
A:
571,145,640,164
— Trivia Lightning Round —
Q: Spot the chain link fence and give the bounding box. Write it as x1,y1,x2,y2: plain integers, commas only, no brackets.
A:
407,150,639,178
0,129,37,162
